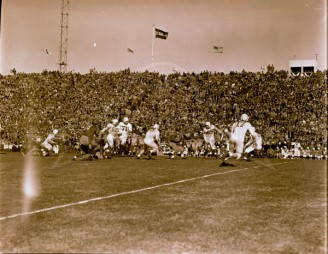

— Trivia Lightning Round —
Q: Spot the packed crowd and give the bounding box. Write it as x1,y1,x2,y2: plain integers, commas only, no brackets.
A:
0,68,326,155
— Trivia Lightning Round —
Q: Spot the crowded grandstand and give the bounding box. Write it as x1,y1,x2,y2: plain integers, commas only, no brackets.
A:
0,68,327,160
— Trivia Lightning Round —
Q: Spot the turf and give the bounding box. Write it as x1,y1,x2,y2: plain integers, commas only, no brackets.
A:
0,152,326,253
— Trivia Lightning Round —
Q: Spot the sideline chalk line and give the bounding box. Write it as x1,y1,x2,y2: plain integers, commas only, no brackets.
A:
0,162,287,221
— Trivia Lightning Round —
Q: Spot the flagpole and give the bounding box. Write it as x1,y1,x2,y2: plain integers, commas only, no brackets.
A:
152,24,155,69
127,49,130,69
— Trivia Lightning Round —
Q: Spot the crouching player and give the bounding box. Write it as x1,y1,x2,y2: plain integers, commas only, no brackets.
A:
243,127,262,161
137,124,161,160
73,120,101,161
40,129,59,156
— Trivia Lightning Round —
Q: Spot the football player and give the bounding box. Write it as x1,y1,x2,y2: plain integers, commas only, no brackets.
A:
137,124,161,160
220,113,256,167
243,127,263,161
40,129,59,156
73,120,100,160
118,117,133,154
101,119,121,158
203,121,223,155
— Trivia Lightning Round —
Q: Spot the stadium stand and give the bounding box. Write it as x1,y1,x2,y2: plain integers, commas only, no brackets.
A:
0,69,326,158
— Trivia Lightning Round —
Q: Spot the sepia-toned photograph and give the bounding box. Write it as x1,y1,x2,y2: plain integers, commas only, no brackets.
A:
0,0,327,253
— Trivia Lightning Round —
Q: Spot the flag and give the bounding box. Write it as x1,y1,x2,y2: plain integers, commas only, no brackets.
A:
127,48,134,53
155,28,168,40
213,46,223,53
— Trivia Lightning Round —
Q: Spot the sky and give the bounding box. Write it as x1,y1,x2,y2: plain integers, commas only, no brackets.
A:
0,0,326,74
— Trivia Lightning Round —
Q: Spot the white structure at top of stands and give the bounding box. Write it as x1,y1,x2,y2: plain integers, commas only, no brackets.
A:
289,59,318,75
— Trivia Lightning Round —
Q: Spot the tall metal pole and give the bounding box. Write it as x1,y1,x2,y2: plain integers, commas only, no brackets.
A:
59,0,69,72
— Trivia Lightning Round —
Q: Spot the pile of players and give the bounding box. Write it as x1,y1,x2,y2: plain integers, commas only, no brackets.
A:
197,113,262,166
73,117,134,161
22,113,263,167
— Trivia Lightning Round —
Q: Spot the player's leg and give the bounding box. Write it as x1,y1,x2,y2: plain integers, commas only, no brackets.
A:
73,144,92,160
119,134,128,155
204,138,211,157
92,146,101,159
219,141,236,167
113,136,121,155
126,136,132,155
41,142,52,156
72,135,91,160
148,141,159,159
209,139,219,157
137,143,148,159
244,143,255,161
106,134,115,158
52,144,59,154
229,140,243,159
139,139,157,159
97,136,106,159
219,142,231,166
137,138,150,159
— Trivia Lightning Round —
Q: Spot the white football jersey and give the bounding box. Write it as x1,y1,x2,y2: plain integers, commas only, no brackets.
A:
118,122,132,134
145,129,160,141
43,133,55,144
203,125,216,139
102,123,120,136
231,121,255,141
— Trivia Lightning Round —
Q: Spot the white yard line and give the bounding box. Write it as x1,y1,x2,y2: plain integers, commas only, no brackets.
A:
0,162,288,221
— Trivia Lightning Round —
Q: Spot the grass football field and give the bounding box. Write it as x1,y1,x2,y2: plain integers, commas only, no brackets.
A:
0,152,326,253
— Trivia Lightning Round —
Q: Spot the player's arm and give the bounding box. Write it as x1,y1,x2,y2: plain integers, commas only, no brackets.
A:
231,122,237,133
49,138,57,145
100,127,108,133
155,132,161,147
214,126,223,140
128,124,133,132
127,124,133,138
157,139,163,151
244,134,254,147
247,124,256,136
100,123,111,133
202,128,208,137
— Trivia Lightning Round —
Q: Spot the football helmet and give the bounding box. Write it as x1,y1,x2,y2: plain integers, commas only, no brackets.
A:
240,114,249,121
